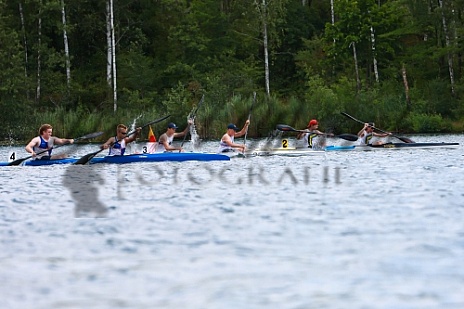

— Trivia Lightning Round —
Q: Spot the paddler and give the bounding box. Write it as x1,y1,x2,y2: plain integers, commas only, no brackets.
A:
25,124,74,160
295,119,333,149
217,120,250,153
155,120,193,153
357,122,392,145
101,124,141,155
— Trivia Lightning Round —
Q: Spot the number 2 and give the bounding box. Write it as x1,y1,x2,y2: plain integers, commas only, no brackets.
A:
282,139,288,148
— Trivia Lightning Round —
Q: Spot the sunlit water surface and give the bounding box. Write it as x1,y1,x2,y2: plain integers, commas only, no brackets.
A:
1,134,463,309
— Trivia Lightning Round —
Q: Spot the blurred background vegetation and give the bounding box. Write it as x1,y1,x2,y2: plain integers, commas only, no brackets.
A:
1,0,463,144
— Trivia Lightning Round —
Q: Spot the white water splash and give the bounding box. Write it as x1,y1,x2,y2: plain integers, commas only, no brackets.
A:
187,108,201,152
127,114,143,154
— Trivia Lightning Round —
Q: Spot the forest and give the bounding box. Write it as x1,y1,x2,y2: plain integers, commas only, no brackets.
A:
1,0,464,142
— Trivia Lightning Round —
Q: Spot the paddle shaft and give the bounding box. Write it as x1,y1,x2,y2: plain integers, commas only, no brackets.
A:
8,131,103,166
341,112,414,143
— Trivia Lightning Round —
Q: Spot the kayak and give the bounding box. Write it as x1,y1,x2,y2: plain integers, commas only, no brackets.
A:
244,147,326,157
0,158,78,166
242,142,459,156
330,142,460,151
90,152,230,164
0,152,230,166
325,145,356,151
364,142,459,149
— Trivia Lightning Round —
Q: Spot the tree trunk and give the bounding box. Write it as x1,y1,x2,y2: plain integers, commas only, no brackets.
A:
438,0,455,96
106,0,113,93
263,16,270,97
19,2,29,100
106,1,112,90
261,0,270,97
331,0,335,76
36,0,42,104
106,0,117,112
370,25,379,83
350,42,361,91
401,64,411,110
110,0,117,112
61,0,71,89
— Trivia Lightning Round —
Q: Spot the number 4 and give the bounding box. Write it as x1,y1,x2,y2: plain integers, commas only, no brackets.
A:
8,151,16,162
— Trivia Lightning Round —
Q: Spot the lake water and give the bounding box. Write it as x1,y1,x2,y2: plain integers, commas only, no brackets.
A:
1,134,463,309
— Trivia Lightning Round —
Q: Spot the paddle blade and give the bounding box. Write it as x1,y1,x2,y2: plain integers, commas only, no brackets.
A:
73,149,103,165
396,136,414,143
7,156,32,166
337,133,359,141
75,131,104,141
276,124,297,132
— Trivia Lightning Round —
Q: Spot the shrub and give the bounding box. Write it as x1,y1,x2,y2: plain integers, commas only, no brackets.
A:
407,113,446,133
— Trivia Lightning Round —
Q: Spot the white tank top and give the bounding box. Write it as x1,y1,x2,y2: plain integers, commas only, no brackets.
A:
358,132,373,145
156,134,174,152
218,135,234,152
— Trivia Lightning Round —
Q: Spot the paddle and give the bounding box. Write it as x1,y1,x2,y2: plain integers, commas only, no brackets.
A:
74,115,170,165
341,112,414,143
180,94,205,149
243,92,256,147
8,131,104,166
276,124,359,141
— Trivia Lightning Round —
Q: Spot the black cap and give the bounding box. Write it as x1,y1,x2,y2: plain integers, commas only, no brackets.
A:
227,123,239,131
167,122,178,129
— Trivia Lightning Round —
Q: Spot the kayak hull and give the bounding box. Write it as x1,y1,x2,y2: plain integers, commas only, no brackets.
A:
90,152,230,164
1,152,230,166
0,158,78,166
365,142,459,149
245,148,326,157
336,142,460,151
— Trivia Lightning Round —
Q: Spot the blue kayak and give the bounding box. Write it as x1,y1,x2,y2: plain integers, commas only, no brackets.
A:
0,158,78,166
0,152,230,166
325,145,356,151
90,152,230,164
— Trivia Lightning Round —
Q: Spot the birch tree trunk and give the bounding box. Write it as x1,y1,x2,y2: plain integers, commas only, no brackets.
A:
370,25,379,83
438,0,455,96
61,0,71,89
330,0,335,24
19,2,29,99
36,0,42,103
401,64,411,110
331,0,335,75
106,1,112,93
350,42,361,91
110,0,117,112
263,10,270,97
260,0,270,97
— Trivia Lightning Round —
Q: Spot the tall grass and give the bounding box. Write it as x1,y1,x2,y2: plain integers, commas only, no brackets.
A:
4,79,462,145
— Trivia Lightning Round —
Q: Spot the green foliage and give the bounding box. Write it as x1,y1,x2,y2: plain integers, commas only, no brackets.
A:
0,0,463,142
407,113,449,133
162,81,191,125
